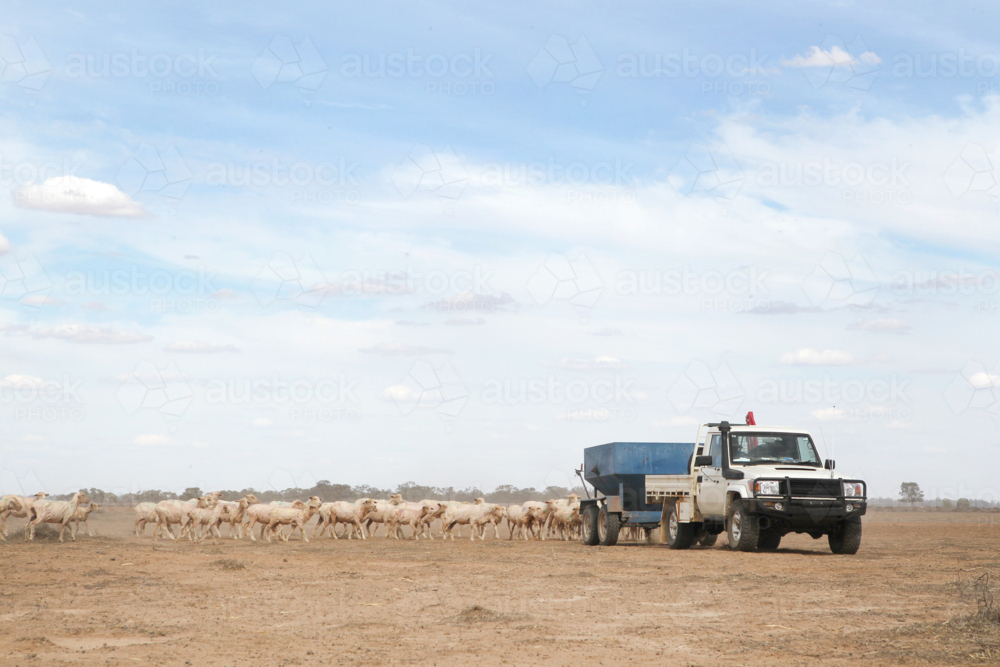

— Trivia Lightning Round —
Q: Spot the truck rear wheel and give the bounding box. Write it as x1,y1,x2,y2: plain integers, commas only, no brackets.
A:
828,519,862,554
581,505,599,546
665,502,695,549
727,500,759,552
598,508,620,546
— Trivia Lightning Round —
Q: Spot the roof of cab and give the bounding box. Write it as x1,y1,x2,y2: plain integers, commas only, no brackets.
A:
704,424,811,433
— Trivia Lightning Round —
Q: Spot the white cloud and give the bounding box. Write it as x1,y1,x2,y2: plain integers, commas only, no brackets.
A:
382,384,416,401
82,301,110,311
0,233,9,254
969,371,1000,389
164,341,240,353
32,324,153,344
650,416,700,426
0,374,44,387
360,342,452,355
212,288,236,299
852,318,910,334
445,317,486,326
251,418,273,428
782,45,880,68
542,355,625,370
779,349,859,366
134,434,175,446
21,294,63,306
810,407,848,421
22,434,45,443
13,176,149,218
424,291,513,312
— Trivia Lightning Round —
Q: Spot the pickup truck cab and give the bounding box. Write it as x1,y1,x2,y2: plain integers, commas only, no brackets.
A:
646,421,866,554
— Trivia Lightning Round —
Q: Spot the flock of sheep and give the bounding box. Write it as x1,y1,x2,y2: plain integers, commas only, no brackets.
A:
0,490,586,544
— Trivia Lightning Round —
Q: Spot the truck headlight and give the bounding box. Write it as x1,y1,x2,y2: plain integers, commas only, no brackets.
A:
756,481,780,496
843,482,863,497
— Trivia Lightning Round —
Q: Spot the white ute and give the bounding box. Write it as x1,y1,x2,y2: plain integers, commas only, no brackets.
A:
647,420,866,554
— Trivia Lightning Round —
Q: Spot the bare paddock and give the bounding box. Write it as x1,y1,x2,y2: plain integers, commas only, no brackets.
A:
2,509,1000,666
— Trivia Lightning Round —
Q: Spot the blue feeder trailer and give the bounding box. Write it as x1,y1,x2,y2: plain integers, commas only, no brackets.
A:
579,442,694,543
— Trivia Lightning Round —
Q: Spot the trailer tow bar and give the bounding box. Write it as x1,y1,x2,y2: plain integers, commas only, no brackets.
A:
576,465,593,499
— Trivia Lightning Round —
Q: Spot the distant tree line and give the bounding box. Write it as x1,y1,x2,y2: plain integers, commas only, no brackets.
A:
46,481,588,505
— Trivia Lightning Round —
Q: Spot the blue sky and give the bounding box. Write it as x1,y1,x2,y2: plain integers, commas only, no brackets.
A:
1,1,1000,501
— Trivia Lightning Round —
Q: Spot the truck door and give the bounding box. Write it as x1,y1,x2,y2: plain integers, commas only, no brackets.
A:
699,434,726,517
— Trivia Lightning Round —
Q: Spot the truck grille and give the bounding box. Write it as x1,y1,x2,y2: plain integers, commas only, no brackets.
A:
787,479,841,498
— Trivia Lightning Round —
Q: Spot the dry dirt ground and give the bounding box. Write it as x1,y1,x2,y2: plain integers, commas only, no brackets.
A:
3,508,1000,666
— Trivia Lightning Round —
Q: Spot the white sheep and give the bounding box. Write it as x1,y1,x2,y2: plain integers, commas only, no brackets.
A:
25,491,91,542
69,502,101,538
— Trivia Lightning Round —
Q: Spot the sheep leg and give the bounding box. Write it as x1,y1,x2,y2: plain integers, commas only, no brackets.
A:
311,517,324,539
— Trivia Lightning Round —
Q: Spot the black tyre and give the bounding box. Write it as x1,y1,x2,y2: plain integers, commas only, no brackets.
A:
581,505,600,546
665,502,695,549
727,500,759,552
698,531,718,547
597,508,620,546
828,520,862,555
758,530,781,551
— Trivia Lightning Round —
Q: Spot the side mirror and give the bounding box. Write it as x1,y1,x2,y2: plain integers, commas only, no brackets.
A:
824,459,836,470
694,455,714,468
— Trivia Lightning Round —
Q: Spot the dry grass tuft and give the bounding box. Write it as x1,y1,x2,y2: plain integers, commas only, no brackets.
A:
451,604,518,624
212,559,246,571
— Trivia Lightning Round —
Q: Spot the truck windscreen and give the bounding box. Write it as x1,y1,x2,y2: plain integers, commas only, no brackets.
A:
730,433,821,466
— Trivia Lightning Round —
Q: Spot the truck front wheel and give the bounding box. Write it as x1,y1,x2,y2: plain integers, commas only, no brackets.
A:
727,500,760,552
665,502,695,549
581,505,600,546
598,508,620,546
828,519,862,554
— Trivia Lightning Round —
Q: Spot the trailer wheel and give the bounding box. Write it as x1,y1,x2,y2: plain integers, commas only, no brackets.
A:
598,508,620,546
665,502,695,549
757,530,781,551
698,531,718,547
581,505,600,546
828,519,862,555
727,500,759,552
